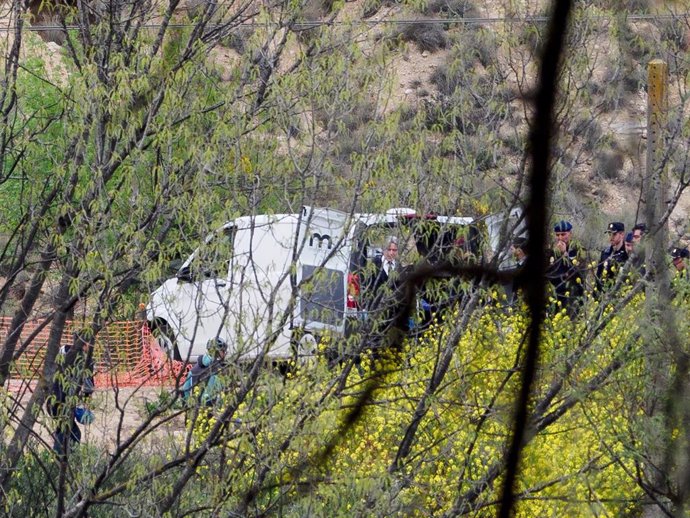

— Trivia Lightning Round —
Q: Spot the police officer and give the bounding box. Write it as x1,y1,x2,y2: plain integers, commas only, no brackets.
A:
546,220,585,312
671,246,690,279
595,222,629,292
669,246,690,302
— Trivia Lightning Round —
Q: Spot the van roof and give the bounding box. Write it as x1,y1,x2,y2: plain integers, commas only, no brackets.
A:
353,213,474,226
224,214,299,230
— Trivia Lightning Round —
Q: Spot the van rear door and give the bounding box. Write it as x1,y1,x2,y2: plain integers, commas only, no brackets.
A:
227,214,300,358
483,207,525,265
295,206,351,334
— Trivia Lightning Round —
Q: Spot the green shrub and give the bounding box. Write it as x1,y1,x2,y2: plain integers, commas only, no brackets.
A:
595,148,625,180
422,0,477,17
659,16,688,51
397,21,449,53
363,0,399,19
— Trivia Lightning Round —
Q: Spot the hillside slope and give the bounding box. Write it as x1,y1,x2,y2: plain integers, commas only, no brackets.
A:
6,0,690,246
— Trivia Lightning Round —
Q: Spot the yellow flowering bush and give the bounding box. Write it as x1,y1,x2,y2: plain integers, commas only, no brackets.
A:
7,287,671,517
177,288,655,517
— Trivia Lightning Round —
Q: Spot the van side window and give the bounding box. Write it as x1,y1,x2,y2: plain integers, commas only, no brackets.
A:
412,222,479,264
300,265,345,326
219,227,235,277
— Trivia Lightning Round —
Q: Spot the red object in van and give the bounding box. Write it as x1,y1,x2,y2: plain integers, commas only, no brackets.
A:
347,273,360,309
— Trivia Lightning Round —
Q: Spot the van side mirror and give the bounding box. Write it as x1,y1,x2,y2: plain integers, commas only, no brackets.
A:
177,266,193,283
169,259,184,274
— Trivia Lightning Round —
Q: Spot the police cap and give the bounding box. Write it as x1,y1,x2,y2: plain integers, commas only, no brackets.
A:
605,222,625,233
671,247,689,259
554,220,572,233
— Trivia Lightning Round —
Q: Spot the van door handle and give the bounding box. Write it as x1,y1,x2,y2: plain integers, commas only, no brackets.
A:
216,282,226,287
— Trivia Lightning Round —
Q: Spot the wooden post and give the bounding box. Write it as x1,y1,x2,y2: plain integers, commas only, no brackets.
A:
644,59,669,284
642,59,674,518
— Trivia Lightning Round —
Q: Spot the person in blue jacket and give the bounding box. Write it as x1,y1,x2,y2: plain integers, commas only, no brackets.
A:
180,337,227,407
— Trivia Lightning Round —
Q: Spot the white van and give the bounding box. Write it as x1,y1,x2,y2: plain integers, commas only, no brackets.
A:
146,207,350,361
146,206,518,362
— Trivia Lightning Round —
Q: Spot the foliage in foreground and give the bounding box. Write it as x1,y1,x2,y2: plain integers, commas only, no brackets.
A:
5,287,673,517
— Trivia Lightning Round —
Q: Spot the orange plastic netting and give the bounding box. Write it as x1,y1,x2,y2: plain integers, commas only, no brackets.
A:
1,318,189,391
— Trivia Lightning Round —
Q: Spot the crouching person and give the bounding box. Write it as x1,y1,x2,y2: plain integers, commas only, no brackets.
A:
46,343,95,456
180,337,227,407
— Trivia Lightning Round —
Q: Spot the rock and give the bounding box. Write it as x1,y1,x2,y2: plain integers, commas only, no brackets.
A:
421,51,429,58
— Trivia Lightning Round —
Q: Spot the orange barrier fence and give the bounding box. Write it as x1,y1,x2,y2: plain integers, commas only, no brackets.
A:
1,318,190,391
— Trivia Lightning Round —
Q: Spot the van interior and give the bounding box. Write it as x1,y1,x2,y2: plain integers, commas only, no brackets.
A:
345,215,482,316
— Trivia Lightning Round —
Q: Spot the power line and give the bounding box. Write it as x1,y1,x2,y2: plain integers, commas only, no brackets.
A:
2,12,690,32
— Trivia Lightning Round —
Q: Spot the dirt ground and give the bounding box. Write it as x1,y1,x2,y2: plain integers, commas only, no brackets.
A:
7,384,188,453
86,386,188,449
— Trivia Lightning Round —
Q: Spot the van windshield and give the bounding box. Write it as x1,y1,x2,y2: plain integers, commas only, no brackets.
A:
300,265,345,327
179,226,235,281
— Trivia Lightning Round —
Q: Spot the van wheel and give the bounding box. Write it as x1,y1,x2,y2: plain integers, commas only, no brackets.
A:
152,321,182,362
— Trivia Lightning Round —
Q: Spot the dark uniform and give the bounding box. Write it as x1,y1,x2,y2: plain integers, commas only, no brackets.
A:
671,247,689,273
367,255,401,297
546,220,585,313
671,247,690,299
595,222,629,293
504,236,528,306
